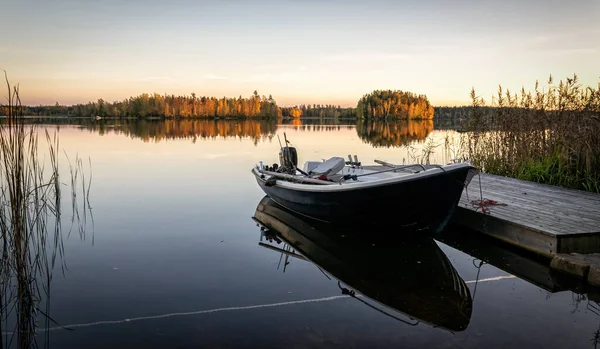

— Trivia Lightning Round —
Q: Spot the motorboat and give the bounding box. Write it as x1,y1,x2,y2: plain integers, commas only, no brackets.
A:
252,196,473,332
251,141,477,232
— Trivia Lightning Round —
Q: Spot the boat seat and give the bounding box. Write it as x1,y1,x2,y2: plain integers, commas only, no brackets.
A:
307,157,346,176
303,161,322,173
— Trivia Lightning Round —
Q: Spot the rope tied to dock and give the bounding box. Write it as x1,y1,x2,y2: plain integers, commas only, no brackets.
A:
470,199,507,214
466,172,508,214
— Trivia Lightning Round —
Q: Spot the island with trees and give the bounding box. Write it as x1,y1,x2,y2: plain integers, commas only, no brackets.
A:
356,90,435,120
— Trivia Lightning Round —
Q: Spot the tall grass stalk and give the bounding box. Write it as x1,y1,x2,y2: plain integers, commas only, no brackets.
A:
0,72,92,348
463,75,600,192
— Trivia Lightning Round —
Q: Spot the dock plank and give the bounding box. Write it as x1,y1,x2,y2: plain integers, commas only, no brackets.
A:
464,175,600,215
458,197,597,236
469,180,600,213
485,174,600,200
453,173,600,256
461,188,600,230
461,175,600,230
472,181,600,214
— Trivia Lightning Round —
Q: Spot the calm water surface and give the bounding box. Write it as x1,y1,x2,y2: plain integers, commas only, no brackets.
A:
22,120,600,348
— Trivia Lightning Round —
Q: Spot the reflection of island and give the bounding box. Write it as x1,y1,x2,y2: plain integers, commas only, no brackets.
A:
39,118,356,143
16,118,439,147
76,119,279,144
253,196,472,332
16,118,437,147
356,119,433,147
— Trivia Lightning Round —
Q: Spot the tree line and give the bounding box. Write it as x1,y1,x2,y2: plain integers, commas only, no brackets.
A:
280,104,357,118
3,89,446,120
2,91,282,118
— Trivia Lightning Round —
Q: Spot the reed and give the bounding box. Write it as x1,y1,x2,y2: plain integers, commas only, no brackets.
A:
462,75,600,192
404,136,439,165
0,72,92,348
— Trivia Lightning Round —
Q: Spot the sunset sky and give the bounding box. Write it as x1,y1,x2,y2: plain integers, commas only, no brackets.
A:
1,0,599,107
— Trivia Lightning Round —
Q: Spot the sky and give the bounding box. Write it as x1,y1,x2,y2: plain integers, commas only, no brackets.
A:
1,0,599,107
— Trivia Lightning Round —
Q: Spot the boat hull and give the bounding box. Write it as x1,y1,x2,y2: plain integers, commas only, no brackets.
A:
254,164,474,233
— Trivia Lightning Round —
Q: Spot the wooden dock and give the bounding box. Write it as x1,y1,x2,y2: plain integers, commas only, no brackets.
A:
452,173,600,257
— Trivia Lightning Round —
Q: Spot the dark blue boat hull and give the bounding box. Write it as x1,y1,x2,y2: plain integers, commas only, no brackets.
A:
254,165,474,233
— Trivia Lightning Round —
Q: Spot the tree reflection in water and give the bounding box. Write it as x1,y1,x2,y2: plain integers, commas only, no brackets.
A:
356,119,434,148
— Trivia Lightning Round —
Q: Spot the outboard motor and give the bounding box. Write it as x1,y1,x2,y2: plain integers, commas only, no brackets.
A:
279,147,298,168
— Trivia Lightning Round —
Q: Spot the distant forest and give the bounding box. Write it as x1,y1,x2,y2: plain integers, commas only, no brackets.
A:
16,91,282,118
1,89,472,122
281,104,356,119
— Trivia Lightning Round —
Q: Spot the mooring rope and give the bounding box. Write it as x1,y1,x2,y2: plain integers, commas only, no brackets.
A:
468,173,507,214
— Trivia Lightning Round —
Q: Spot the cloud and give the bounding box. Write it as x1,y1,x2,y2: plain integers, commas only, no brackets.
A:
553,48,598,55
321,52,409,62
525,32,600,55
531,36,550,43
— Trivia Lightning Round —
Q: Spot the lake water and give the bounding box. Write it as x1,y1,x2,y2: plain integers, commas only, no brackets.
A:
6,119,600,348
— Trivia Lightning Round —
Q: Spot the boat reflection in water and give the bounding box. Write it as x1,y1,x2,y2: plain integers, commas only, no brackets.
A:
253,196,473,332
